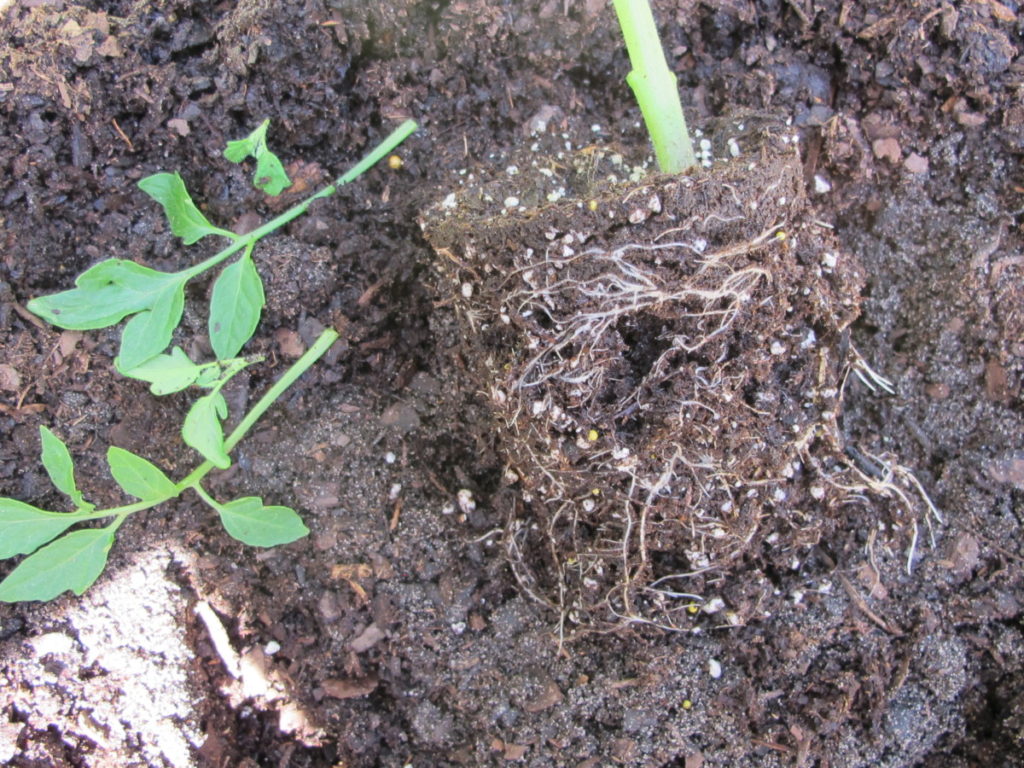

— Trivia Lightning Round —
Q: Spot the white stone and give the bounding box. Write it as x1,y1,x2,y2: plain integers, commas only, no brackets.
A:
457,489,476,514
703,597,726,614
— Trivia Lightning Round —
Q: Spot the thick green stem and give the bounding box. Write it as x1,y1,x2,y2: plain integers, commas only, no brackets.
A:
180,119,418,282
612,0,696,173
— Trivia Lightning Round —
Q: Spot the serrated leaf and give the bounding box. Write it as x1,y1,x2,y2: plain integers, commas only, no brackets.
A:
115,281,186,370
107,446,177,501
0,499,79,560
138,172,225,245
209,254,264,360
183,392,230,469
27,260,182,331
0,527,114,602
121,347,202,395
39,427,91,510
216,496,308,547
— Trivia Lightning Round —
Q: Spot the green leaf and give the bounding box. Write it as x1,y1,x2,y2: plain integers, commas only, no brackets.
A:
216,496,308,547
224,119,291,196
183,392,231,469
107,446,177,501
195,365,223,388
0,527,114,602
115,282,186,370
224,119,269,163
27,260,182,331
28,284,146,330
253,151,290,196
209,254,264,360
39,427,91,510
120,347,202,395
138,172,229,245
0,499,79,560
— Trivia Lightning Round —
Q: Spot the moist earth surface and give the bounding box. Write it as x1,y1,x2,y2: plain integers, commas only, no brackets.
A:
1,1,1023,767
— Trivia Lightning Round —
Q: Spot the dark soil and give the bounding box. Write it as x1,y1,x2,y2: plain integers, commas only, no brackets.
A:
1,1,1022,767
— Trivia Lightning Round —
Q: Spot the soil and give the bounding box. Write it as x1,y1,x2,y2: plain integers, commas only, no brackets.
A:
0,1,1022,767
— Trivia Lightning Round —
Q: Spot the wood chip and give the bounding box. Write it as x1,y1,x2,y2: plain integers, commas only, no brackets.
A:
504,743,528,760
523,680,563,712
349,623,385,653
0,364,21,392
987,0,1017,22
871,137,901,163
985,359,1010,402
321,674,377,699
956,110,986,127
903,153,928,174
331,563,373,581
167,118,190,136
275,328,305,358
58,330,83,357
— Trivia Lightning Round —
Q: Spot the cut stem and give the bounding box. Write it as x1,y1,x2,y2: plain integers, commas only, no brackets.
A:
612,0,696,173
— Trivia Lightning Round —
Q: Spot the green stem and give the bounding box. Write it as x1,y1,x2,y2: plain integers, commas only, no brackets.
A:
192,483,220,511
180,119,418,282
64,328,340,524
72,498,167,522
177,327,340,490
611,0,695,173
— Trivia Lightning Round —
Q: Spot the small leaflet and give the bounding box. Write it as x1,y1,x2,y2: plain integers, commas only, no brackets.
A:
209,253,265,360
183,392,231,469
120,347,202,395
115,281,186,371
224,119,292,196
107,446,177,502
39,426,91,510
137,172,230,245
0,527,115,602
215,496,309,547
0,499,78,560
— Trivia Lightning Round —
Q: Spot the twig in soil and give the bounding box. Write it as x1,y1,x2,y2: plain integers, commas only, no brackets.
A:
838,573,902,636
195,600,242,678
110,118,134,150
